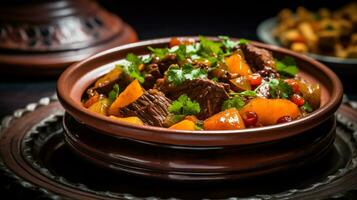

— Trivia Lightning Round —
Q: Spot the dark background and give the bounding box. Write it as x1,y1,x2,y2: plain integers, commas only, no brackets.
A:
102,0,354,40
0,0,354,119
0,0,355,198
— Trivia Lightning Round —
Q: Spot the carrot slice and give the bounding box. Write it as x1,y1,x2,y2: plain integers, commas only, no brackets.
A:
83,93,100,108
239,98,301,125
225,53,252,76
109,116,144,125
94,68,122,88
203,108,245,130
108,79,144,116
88,98,110,116
169,119,196,130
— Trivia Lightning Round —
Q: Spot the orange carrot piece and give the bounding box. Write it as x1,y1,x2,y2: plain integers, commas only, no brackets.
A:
108,79,144,116
203,108,245,130
169,119,196,130
88,98,110,116
83,94,100,108
225,53,252,76
94,68,122,88
109,116,144,125
239,98,301,125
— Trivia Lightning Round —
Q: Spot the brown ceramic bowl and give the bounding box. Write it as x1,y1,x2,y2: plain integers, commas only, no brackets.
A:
57,37,343,181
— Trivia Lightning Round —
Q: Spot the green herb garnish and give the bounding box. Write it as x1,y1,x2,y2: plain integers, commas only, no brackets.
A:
163,114,186,127
199,36,222,55
148,46,170,59
126,53,142,67
239,90,257,97
222,96,245,111
116,53,145,83
195,121,204,130
108,84,120,102
269,79,293,99
239,38,249,45
166,63,207,86
276,56,299,77
301,101,313,113
173,45,187,61
219,35,239,51
168,94,201,116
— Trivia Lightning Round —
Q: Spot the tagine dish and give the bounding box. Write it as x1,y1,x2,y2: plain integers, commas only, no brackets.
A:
82,36,321,131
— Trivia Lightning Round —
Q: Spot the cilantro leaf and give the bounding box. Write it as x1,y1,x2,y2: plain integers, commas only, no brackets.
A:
239,90,257,97
141,55,152,64
276,56,299,77
166,64,207,86
148,46,170,59
163,114,186,127
222,96,245,111
167,65,185,86
108,84,120,102
229,90,257,97
301,101,313,113
168,94,201,116
115,53,145,83
219,35,239,51
199,36,222,55
173,45,187,61
269,79,293,99
195,121,204,130
239,38,249,45
126,53,142,67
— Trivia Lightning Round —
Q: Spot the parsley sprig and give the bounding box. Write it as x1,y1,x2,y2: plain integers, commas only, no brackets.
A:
116,53,145,83
276,56,299,77
268,79,293,99
223,90,256,111
219,36,250,53
222,96,245,111
166,63,207,86
108,84,120,102
168,94,201,116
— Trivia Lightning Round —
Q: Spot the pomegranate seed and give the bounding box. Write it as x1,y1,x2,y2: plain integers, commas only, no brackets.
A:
284,79,300,93
277,116,293,124
242,111,258,126
290,94,305,106
247,74,262,86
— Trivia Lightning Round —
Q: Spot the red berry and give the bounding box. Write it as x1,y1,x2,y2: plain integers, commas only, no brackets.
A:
277,116,293,124
290,94,305,106
247,74,262,86
284,79,300,93
242,111,258,126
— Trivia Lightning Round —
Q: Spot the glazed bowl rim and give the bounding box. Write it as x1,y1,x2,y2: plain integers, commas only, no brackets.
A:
57,37,343,146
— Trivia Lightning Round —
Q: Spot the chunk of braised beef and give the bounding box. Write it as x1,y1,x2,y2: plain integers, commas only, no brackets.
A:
257,67,279,79
118,89,172,127
192,60,210,70
241,44,276,71
86,73,131,98
157,79,230,119
142,63,163,89
152,54,178,74
241,44,279,78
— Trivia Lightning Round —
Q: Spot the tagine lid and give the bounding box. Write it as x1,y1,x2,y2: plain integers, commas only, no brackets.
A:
0,0,137,76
